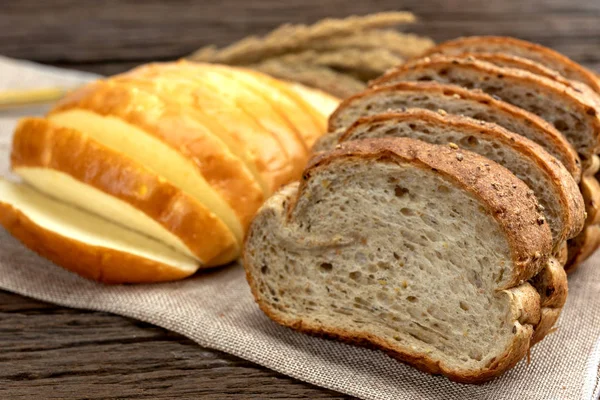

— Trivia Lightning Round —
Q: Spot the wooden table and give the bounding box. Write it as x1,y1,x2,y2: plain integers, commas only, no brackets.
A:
0,1,598,398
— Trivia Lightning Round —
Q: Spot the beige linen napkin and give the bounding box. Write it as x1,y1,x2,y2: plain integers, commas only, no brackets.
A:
0,56,599,400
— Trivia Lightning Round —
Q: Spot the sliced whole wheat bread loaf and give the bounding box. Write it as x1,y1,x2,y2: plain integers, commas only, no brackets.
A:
430,53,600,132
339,109,585,250
369,57,600,268
318,82,581,180
446,53,577,87
420,36,600,93
370,56,600,165
244,137,552,383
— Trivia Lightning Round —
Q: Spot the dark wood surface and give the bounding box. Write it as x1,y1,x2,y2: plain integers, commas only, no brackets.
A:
0,1,598,399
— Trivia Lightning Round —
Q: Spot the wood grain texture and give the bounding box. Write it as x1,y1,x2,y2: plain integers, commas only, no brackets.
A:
0,0,598,398
0,291,349,399
1,0,598,74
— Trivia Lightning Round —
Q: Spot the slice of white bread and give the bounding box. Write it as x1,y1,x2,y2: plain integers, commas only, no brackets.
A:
225,66,337,144
47,108,246,245
420,36,600,93
0,179,199,283
320,81,581,180
244,138,552,383
370,56,600,165
11,118,238,266
285,82,341,126
50,79,277,241
55,78,282,198
111,66,297,194
339,110,585,250
188,63,330,147
124,63,309,181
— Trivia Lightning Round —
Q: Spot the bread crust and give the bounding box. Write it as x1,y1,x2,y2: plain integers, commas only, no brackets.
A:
421,36,600,93
125,62,309,183
580,176,600,226
193,63,318,150
236,65,341,139
50,79,264,232
370,56,600,159
341,110,585,247
327,81,581,180
531,257,568,309
567,224,600,271
0,202,195,284
200,63,330,146
11,118,239,266
244,138,552,382
452,52,576,86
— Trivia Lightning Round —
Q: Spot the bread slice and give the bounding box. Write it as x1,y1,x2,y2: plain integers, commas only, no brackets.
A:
244,137,552,383
370,56,600,164
209,63,340,146
555,241,568,266
421,36,600,93
51,80,269,239
107,69,296,195
11,118,238,266
321,81,580,180
339,110,584,249
125,63,309,181
0,179,199,283
191,63,328,147
285,82,341,125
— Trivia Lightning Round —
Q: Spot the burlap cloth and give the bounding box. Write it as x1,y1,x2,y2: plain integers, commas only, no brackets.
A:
0,56,599,400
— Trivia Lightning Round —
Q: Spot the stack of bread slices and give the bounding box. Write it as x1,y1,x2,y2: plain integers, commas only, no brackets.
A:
0,61,339,283
243,37,599,382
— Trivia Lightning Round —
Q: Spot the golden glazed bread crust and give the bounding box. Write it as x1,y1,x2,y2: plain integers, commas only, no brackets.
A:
195,62,327,148
109,66,294,194
341,110,585,246
0,202,194,284
11,118,239,266
123,62,309,183
51,79,264,232
327,81,582,180
421,36,600,93
245,138,551,383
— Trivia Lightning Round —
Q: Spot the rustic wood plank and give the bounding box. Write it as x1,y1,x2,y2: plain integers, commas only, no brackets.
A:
0,291,351,399
1,0,598,67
